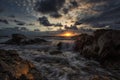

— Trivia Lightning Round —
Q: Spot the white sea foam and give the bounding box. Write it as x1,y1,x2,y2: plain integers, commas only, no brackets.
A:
0,38,115,80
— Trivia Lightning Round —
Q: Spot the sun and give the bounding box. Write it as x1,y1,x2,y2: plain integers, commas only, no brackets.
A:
56,31,79,37
64,32,73,37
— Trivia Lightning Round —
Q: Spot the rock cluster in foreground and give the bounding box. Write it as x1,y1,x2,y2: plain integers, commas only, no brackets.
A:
0,49,43,80
74,29,120,65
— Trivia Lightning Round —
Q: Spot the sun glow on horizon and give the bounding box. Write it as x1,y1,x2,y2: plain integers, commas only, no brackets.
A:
63,32,73,37
57,31,79,37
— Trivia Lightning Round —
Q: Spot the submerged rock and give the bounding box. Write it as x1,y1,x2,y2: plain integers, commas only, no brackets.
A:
23,38,47,44
49,50,62,55
34,56,69,65
57,42,63,50
0,49,43,80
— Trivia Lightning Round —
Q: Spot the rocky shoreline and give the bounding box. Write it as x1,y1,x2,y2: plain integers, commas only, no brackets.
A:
1,34,48,45
0,49,44,80
0,29,120,80
74,29,120,69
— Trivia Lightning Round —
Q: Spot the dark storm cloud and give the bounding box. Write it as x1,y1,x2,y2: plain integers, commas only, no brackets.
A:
20,27,29,31
38,16,52,26
50,12,62,18
17,23,25,26
38,16,63,27
62,8,69,14
70,0,78,7
75,0,120,29
11,19,35,26
0,19,9,24
0,0,120,30
34,0,65,13
62,0,78,14
64,25,78,30
54,23,63,27
13,20,26,26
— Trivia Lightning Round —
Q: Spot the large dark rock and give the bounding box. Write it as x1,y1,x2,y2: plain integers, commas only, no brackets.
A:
2,34,48,45
74,29,120,63
74,34,94,52
93,29,110,41
23,38,47,45
4,34,27,45
0,49,43,80
97,30,120,61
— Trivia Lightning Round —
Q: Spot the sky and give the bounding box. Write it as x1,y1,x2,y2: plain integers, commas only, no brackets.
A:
0,0,120,31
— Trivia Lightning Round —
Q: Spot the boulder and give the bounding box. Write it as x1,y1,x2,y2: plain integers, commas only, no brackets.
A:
74,29,120,63
74,34,94,52
93,29,110,41
2,34,48,45
0,49,43,80
4,34,27,45
97,30,120,61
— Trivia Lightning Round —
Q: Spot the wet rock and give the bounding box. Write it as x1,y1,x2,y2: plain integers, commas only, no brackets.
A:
34,56,69,65
2,34,48,45
93,29,111,41
74,29,120,65
49,50,62,55
81,66,95,74
23,38,47,45
90,75,111,80
0,49,43,80
75,30,120,80
97,30,120,61
74,33,94,52
57,42,62,50
3,34,27,45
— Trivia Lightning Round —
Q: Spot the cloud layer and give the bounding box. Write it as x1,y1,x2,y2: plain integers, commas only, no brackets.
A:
1,0,120,30
34,0,65,13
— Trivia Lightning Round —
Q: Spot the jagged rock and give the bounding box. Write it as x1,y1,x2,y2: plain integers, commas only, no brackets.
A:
97,30,120,61
0,49,43,80
74,34,94,52
74,29,120,63
93,29,111,41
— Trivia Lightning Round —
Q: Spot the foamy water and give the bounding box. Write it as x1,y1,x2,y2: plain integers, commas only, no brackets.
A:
0,38,119,80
